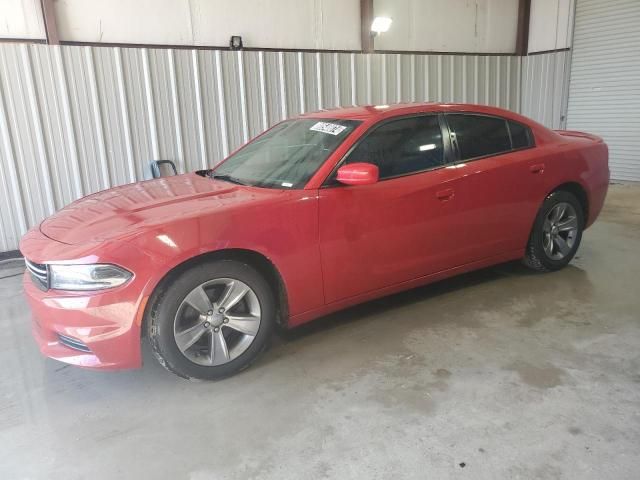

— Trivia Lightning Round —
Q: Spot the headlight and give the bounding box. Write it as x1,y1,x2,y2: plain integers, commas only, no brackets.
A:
49,264,133,291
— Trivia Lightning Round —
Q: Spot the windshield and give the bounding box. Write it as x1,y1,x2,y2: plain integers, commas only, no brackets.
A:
210,118,360,189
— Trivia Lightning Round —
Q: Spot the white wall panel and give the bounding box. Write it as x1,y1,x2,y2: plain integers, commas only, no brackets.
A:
190,0,361,50
0,43,524,252
55,0,196,46
54,0,361,50
521,50,571,129
528,0,575,53
373,0,519,53
0,0,44,39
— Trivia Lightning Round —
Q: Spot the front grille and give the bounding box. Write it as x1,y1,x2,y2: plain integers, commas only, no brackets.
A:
25,258,49,291
57,334,92,353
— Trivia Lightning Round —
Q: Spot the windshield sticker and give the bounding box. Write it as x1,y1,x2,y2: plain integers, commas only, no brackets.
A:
309,121,347,136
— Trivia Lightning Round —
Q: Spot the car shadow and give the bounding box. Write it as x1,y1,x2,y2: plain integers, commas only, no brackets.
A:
270,260,590,346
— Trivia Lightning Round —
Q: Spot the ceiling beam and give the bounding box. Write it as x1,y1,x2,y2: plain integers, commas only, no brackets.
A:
360,0,374,53
40,0,60,45
515,0,531,55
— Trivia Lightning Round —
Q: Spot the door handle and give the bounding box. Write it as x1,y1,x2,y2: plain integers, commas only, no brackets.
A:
530,163,545,174
436,188,455,201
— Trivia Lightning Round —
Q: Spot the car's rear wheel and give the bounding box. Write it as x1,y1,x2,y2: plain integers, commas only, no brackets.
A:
523,190,584,272
147,260,275,380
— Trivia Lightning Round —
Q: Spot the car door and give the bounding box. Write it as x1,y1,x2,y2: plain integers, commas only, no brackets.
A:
444,113,543,263
318,114,466,304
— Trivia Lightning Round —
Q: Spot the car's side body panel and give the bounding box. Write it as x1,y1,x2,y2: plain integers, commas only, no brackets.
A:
122,187,325,318
443,147,546,264
318,165,464,304
289,248,524,327
547,131,609,228
313,106,608,321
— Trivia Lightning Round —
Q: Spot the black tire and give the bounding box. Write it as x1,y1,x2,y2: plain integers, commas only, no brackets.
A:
147,259,275,380
523,190,584,272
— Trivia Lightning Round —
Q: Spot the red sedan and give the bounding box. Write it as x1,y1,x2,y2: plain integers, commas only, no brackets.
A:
20,103,609,380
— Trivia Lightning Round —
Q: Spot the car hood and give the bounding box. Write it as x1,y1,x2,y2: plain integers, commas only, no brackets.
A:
40,173,282,245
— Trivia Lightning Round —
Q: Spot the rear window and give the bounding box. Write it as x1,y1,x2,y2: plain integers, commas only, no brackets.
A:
446,114,534,161
446,114,512,160
508,120,534,149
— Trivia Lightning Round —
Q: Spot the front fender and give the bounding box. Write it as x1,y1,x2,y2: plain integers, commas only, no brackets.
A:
124,192,323,319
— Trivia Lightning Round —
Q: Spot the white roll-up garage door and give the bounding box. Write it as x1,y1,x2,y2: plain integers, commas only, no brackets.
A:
567,0,640,181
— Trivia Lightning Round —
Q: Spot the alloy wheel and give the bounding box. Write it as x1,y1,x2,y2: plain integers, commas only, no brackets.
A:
542,202,579,260
173,278,261,366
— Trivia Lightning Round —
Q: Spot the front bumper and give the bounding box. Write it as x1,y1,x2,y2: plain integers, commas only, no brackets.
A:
20,227,148,370
23,272,145,370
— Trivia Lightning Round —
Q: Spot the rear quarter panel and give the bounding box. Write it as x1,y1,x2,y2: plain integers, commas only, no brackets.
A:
541,132,609,228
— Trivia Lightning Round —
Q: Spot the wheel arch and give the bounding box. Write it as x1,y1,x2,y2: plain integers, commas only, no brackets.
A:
525,181,590,248
141,248,290,337
549,181,589,221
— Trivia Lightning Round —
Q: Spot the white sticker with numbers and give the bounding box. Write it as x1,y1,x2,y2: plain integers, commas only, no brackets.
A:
309,121,347,136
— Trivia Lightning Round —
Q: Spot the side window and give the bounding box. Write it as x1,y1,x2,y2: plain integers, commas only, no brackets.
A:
446,114,511,161
345,116,445,179
508,120,534,149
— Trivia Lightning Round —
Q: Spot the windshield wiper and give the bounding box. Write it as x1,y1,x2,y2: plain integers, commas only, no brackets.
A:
209,173,248,186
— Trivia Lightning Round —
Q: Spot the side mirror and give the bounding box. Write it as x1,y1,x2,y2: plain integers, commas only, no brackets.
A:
336,163,379,186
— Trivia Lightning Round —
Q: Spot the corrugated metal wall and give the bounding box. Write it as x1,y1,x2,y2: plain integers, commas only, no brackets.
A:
567,0,640,182
521,50,572,130
1,43,534,252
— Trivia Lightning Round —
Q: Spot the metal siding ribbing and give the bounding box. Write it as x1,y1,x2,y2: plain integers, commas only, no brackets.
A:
521,50,572,130
567,0,640,181
0,44,524,252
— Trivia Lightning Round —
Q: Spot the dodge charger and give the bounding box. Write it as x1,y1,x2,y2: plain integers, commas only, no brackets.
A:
20,103,609,380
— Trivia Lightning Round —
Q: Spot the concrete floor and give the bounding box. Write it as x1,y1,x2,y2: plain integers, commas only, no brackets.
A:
1,184,639,480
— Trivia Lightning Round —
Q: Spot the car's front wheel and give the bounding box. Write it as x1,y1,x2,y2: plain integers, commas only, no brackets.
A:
523,190,584,272
147,259,275,380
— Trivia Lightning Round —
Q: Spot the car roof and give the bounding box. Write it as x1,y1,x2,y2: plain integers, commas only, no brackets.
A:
297,102,557,145
298,102,532,123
